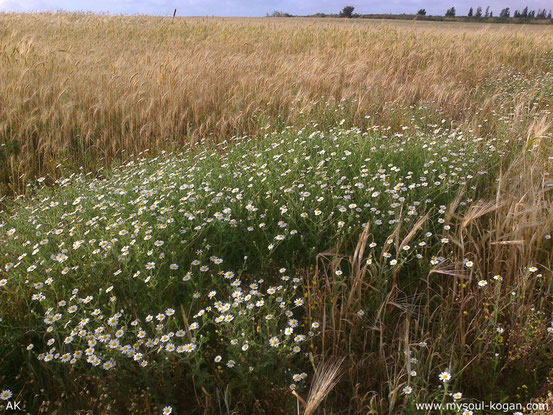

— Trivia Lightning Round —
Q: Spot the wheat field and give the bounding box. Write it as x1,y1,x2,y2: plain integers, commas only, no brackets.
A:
1,13,552,195
2,12,553,415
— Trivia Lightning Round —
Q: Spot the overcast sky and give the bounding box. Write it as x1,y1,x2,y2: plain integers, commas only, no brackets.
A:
0,0,551,17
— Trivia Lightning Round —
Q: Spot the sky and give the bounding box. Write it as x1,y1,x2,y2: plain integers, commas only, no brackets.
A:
0,0,551,17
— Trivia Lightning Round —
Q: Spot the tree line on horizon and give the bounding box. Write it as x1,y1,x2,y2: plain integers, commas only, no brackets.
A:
268,5,553,20
441,5,552,18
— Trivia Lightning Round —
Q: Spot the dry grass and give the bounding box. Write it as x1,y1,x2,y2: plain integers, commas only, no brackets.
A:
305,128,553,413
1,13,553,194
303,358,344,415
292,358,344,415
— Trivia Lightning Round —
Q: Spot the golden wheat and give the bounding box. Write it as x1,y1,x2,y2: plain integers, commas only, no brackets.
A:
0,13,552,195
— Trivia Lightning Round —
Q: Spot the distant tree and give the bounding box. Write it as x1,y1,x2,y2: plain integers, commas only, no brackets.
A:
445,7,456,16
548,10,552,19
485,6,490,17
499,8,510,17
476,6,483,17
528,10,535,18
417,9,427,16
514,10,520,17
468,7,473,17
490,11,493,17
268,10,291,17
521,6,528,17
339,6,355,18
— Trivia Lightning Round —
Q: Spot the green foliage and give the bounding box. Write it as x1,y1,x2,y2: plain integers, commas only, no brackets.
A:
339,6,355,18
0,126,504,413
445,7,456,17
